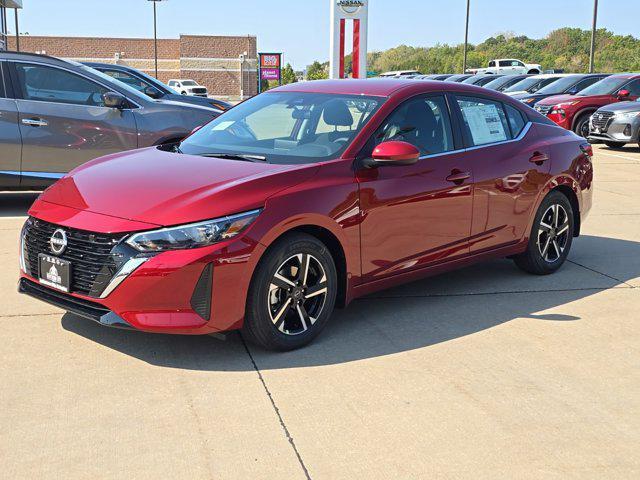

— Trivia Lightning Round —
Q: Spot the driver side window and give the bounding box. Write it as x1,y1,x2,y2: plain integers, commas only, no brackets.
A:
623,79,640,96
14,63,109,107
368,95,454,156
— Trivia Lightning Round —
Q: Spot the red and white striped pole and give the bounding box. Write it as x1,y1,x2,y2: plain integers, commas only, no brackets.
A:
330,1,368,79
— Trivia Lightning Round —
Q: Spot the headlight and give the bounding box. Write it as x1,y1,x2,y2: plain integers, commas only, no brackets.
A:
126,209,261,252
615,111,640,120
554,101,579,110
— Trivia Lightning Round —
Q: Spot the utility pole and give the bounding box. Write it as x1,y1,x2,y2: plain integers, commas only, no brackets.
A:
589,0,598,73
14,8,19,51
147,0,166,78
462,0,470,73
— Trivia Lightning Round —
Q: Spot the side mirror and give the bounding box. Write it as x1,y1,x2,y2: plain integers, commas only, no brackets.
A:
103,92,127,109
363,141,420,168
567,86,579,95
144,86,163,99
617,89,630,100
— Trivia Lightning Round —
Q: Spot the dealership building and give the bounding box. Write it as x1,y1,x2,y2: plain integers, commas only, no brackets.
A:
6,34,258,98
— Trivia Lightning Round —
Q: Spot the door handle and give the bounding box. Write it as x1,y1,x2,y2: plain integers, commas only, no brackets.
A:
446,170,471,184
529,152,549,165
22,118,48,127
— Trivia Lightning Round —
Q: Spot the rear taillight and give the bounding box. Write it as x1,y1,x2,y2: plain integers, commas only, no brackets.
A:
580,143,593,157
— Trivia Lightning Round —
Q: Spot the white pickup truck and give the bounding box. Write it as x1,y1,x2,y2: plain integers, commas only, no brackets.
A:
467,59,542,75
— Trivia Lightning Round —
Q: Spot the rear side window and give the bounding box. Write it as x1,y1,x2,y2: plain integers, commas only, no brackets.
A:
489,61,496,67
574,76,602,92
456,96,510,146
102,69,149,92
14,63,109,107
505,104,526,137
499,60,511,67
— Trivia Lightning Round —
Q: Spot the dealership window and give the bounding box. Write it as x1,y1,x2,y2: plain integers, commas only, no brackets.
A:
457,96,511,146
369,95,454,156
0,63,6,98
14,63,110,107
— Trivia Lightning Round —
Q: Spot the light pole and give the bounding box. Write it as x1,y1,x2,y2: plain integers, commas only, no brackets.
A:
147,0,166,78
589,0,598,73
14,7,19,52
462,0,470,73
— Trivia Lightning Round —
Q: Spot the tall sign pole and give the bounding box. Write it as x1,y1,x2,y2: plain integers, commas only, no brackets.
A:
330,0,368,79
589,0,598,73
462,0,470,73
14,8,19,52
148,0,166,78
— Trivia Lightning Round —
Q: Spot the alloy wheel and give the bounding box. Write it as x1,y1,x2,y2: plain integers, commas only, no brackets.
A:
268,253,328,336
537,204,570,263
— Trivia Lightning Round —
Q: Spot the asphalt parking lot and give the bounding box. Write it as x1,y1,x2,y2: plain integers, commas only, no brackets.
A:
1,144,639,479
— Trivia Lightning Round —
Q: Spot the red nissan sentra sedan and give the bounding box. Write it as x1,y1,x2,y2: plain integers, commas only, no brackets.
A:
19,79,593,351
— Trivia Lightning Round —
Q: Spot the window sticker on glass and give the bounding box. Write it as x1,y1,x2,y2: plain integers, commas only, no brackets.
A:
211,121,235,131
460,102,508,145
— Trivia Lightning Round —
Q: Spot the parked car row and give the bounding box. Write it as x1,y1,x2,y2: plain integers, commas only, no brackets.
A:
397,70,640,143
0,52,224,190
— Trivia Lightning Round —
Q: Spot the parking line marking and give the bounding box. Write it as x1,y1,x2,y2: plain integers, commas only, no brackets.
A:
596,151,640,162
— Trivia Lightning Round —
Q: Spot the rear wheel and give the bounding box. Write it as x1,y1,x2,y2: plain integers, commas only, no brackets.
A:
573,113,592,138
513,191,574,275
605,141,626,149
242,233,337,351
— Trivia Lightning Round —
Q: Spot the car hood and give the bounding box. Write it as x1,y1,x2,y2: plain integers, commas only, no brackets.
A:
596,101,640,113
153,98,221,114
536,93,613,106
37,147,319,227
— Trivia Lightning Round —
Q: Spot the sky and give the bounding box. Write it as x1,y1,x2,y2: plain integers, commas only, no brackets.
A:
7,0,637,70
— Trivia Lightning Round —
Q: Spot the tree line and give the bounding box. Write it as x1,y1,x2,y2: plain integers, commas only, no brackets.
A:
303,28,640,79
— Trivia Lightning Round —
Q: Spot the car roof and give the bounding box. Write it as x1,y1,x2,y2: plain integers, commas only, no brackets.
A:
0,50,76,67
271,78,521,99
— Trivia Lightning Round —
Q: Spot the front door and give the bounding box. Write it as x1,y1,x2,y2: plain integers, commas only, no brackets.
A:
357,94,474,281
0,61,21,188
10,61,138,187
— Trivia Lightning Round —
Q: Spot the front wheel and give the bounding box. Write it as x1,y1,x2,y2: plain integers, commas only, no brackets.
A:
605,141,626,149
573,113,591,138
513,191,574,275
242,233,337,351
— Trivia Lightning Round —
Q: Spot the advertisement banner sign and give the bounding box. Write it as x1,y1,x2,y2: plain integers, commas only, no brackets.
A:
260,68,280,80
258,52,283,93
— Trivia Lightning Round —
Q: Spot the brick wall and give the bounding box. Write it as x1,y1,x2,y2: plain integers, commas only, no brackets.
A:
6,34,258,98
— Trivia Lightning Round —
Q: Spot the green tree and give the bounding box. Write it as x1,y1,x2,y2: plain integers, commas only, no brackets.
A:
306,61,328,80
281,63,297,85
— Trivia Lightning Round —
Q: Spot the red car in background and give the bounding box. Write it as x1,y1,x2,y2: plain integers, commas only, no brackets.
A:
19,79,593,351
535,73,640,137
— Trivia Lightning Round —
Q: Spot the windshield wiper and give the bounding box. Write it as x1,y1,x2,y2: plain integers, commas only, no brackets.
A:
197,153,267,162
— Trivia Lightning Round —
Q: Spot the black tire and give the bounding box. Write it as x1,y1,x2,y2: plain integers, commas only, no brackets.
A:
605,141,626,149
181,91,188,95
513,191,574,275
573,113,592,138
242,233,337,351
528,69,540,74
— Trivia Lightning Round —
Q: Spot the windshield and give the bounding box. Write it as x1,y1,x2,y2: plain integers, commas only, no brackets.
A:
181,80,197,86
78,65,151,102
536,76,581,94
126,68,174,94
484,76,520,90
504,77,546,93
178,92,383,164
579,76,628,96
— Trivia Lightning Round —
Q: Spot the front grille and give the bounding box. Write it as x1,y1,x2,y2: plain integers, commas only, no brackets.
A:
192,88,207,94
22,218,125,297
591,111,615,131
535,105,553,116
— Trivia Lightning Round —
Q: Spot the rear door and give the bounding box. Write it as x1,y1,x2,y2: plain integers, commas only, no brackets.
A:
452,95,551,253
0,60,22,188
9,61,138,187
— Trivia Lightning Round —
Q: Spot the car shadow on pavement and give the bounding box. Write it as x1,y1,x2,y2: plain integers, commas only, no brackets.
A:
0,192,39,217
61,234,639,371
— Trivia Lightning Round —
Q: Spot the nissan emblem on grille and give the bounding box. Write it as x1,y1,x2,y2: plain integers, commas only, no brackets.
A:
49,229,68,255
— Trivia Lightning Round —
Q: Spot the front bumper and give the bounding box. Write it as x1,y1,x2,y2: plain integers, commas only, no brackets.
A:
19,206,266,335
588,117,640,144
